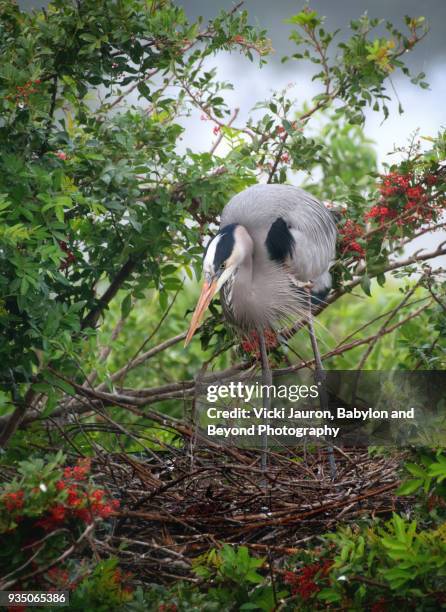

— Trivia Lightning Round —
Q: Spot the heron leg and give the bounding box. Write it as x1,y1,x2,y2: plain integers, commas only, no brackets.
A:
305,288,338,480
258,329,272,472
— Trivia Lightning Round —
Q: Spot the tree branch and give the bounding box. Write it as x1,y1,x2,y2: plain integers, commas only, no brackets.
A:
81,257,137,330
0,387,37,449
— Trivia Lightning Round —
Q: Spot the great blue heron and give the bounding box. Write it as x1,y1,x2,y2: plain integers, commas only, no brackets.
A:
185,184,337,476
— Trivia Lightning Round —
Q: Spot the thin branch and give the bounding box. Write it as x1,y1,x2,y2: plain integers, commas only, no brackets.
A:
266,87,340,183
355,276,424,371
114,288,181,389
96,331,187,391
175,70,254,139
350,276,424,405
81,257,137,330
209,107,240,155
106,67,160,110
334,295,431,348
329,242,446,303
0,387,37,449
0,523,95,590
427,286,446,314
276,301,431,375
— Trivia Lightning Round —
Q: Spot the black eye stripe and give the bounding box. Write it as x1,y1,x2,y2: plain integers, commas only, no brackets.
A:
213,224,237,269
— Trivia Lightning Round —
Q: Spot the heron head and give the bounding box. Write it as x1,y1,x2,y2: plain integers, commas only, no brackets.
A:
185,224,252,346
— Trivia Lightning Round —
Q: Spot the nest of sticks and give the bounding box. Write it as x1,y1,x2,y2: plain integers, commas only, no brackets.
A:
90,423,407,584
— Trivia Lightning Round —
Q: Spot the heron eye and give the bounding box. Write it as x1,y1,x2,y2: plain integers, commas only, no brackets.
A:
220,263,225,269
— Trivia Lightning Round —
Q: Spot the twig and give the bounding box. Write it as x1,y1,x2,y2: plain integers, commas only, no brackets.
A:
210,107,240,155
114,288,181,389
0,523,95,590
350,275,424,404
0,387,37,449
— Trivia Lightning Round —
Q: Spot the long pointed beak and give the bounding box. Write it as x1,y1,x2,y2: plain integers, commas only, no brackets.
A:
185,278,218,346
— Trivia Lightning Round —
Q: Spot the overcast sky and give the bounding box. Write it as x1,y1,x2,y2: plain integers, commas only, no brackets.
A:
177,1,446,162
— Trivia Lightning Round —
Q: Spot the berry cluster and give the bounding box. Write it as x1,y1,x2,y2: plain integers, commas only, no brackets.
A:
365,170,442,228
241,329,278,357
0,457,120,535
5,79,42,105
339,168,444,262
44,561,133,600
284,560,332,600
370,598,388,612
275,121,300,141
339,219,365,258
232,34,246,44
58,240,76,271
111,567,134,597
36,458,119,530
47,566,75,590
3,490,24,512
230,34,272,55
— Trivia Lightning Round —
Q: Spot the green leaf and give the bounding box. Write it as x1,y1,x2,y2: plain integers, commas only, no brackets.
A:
245,570,264,584
55,206,65,222
360,273,372,296
318,588,342,602
396,479,423,495
121,294,132,319
405,463,427,478
43,373,75,396
376,272,386,287
31,382,53,394
284,11,321,27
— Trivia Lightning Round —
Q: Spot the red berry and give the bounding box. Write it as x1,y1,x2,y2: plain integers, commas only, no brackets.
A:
425,174,437,186
50,504,66,521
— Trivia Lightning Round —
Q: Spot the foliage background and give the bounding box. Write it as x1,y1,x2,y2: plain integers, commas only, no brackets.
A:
0,0,445,609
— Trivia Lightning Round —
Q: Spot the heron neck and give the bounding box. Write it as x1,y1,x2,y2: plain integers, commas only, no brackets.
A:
228,249,253,325
236,252,253,286
220,225,255,328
